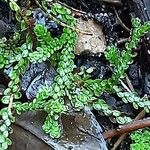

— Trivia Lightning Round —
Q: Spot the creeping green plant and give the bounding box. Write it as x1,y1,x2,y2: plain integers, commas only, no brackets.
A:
0,0,150,149
130,129,150,150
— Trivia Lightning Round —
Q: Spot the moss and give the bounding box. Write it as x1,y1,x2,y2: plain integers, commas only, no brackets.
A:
130,129,150,150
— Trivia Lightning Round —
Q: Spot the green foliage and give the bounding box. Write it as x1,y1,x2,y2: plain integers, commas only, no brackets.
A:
42,114,61,138
0,0,150,149
93,99,132,124
0,108,14,150
114,86,150,113
51,3,76,27
130,129,150,150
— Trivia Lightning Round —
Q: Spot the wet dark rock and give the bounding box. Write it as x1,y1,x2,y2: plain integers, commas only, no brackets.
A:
117,103,134,116
144,73,150,96
76,56,106,79
33,9,62,37
33,9,46,25
99,93,134,118
0,1,17,38
102,93,117,108
96,114,114,132
128,63,140,87
0,20,11,38
0,84,5,96
92,8,117,44
21,62,56,100
0,2,10,22
11,108,108,150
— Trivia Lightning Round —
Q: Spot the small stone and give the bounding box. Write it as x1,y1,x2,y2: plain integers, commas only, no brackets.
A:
75,18,106,55
11,109,108,150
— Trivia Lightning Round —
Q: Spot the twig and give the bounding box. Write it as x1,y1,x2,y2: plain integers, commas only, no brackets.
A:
111,110,145,150
119,79,131,93
35,0,93,35
117,38,129,44
8,94,14,110
113,70,146,150
103,117,150,139
98,0,122,5
125,74,135,92
111,75,136,150
57,1,86,15
113,7,131,32
114,77,145,150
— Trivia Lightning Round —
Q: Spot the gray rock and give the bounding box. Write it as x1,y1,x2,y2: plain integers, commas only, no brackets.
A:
10,108,107,150
21,62,56,100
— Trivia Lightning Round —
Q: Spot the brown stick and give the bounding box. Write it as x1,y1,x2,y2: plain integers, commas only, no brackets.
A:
103,117,150,139
113,7,131,32
125,74,135,92
111,110,145,150
8,94,14,110
117,38,129,44
57,1,86,15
